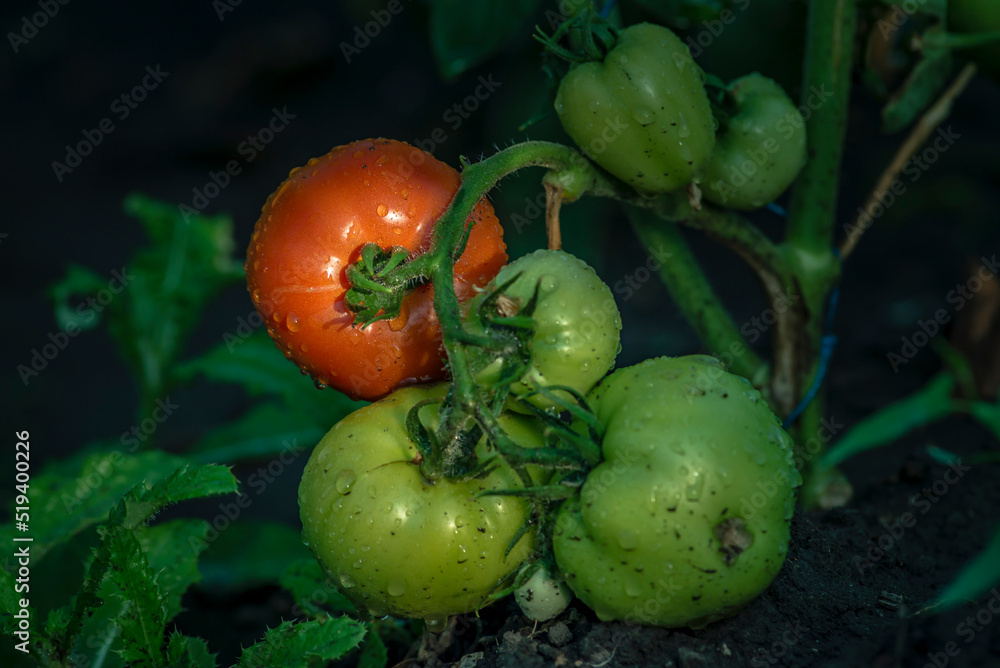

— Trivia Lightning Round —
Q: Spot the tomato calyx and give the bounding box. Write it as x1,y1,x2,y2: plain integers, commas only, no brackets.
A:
537,6,619,74
344,242,433,327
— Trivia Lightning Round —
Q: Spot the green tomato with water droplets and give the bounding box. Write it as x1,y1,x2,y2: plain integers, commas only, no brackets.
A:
552,355,800,628
298,384,546,629
555,23,717,194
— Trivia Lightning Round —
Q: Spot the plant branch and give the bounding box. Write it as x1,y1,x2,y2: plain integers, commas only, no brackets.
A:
626,206,763,383
840,62,976,260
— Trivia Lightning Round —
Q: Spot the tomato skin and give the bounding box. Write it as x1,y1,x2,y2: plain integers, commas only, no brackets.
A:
555,23,717,194
467,249,621,411
701,74,806,210
298,384,546,626
552,356,799,628
246,138,507,401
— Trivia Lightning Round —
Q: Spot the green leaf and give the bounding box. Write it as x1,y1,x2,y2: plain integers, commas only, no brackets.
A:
0,447,189,562
881,40,953,133
429,0,540,78
50,194,244,411
280,558,355,618
175,331,366,426
237,618,367,668
166,631,218,668
111,464,238,530
141,520,211,619
200,521,313,590
189,402,326,466
357,626,389,668
821,374,955,468
103,526,169,667
969,400,1000,442
935,524,1000,609
50,264,114,332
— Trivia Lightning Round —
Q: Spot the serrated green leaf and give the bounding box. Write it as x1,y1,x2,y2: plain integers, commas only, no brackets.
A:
280,558,355,618
50,264,114,332
189,403,327,466
175,331,366,426
0,447,188,563
141,520,210,619
237,617,367,668
167,631,218,668
112,464,238,529
822,374,955,468
357,626,388,668
54,194,244,413
200,521,312,590
103,526,168,667
429,0,540,78
935,524,1000,609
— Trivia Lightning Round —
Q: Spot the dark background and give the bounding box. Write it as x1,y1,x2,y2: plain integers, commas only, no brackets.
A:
2,0,999,662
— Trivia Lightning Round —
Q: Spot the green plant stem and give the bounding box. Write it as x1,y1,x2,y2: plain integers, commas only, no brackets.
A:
786,0,857,255
626,206,763,383
783,0,857,502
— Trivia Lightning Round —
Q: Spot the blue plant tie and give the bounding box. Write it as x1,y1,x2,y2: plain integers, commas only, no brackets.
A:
782,249,841,428
600,0,618,18
767,202,789,218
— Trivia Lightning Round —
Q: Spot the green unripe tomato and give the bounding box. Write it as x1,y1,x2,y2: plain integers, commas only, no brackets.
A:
553,355,800,628
555,23,717,194
701,73,807,210
466,249,622,412
298,384,547,629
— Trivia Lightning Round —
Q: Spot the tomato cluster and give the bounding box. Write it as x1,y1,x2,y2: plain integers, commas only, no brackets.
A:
252,18,805,631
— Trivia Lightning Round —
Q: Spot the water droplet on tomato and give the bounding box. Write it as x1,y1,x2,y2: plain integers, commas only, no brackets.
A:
251,290,261,303
686,471,704,501
617,530,639,551
314,378,327,390
286,313,301,332
339,573,356,588
388,578,407,597
376,204,389,217
401,189,410,199
632,107,655,126
424,616,447,633
624,581,642,598
454,516,465,528
336,470,357,494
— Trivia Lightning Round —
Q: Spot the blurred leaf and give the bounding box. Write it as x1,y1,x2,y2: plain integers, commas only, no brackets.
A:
176,331,365,425
112,464,239,529
50,264,113,332
141,520,211,619
166,632,217,668
190,403,327,466
0,447,188,563
822,374,955,468
357,626,388,668
103,526,169,666
50,194,244,414
429,0,540,78
200,521,313,590
280,558,355,618
935,524,1000,609
969,400,1000,442
237,617,367,668
882,41,953,133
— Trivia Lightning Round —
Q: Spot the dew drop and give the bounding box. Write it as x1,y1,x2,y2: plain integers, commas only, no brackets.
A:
685,470,704,501
388,578,408,597
286,313,301,332
617,529,639,551
631,107,655,126
454,516,465,528
339,572,356,588
424,616,448,633
353,559,363,569
376,204,389,217
251,290,262,303
314,379,327,390
336,469,357,494
624,581,642,598
401,189,410,199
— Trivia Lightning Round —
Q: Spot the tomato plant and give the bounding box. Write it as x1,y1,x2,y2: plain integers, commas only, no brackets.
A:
553,22,717,194
466,249,622,412
701,73,807,210
298,384,547,629
245,138,507,401
552,356,799,628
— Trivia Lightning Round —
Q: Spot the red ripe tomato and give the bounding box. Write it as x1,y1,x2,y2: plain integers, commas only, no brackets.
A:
246,138,507,400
